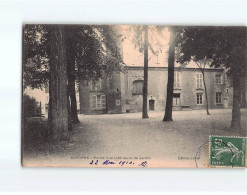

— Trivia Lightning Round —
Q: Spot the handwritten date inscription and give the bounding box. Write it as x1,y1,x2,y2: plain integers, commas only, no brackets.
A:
89,160,148,167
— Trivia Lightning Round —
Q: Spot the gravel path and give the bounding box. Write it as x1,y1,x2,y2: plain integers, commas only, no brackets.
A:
23,109,246,167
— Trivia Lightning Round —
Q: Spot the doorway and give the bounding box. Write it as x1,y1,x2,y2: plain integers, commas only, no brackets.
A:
149,99,155,111
173,93,181,106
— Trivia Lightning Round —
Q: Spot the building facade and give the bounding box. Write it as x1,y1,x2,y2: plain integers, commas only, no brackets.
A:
79,71,126,114
79,66,228,114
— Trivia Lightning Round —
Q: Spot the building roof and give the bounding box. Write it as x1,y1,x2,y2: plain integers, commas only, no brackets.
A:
124,66,224,72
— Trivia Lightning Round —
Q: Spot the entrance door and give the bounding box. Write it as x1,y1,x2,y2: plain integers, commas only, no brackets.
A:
173,93,181,106
149,99,155,111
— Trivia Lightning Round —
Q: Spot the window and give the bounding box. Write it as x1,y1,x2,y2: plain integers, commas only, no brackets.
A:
90,80,102,91
96,95,101,108
174,71,180,89
91,95,97,109
197,93,203,105
95,80,102,91
196,73,203,89
133,80,144,94
101,95,106,108
226,88,229,95
91,94,106,109
216,92,222,104
215,75,221,84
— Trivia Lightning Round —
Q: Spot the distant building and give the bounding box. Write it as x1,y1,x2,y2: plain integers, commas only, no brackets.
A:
79,65,228,114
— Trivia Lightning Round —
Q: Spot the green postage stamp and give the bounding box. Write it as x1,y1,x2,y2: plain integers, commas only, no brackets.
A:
209,136,246,167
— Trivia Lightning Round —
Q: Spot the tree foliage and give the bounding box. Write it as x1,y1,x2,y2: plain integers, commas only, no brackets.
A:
23,25,50,89
23,25,124,89
176,26,247,131
131,25,164,56
176,26,246,73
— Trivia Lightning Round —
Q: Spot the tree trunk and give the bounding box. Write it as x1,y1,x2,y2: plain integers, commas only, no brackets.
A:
230,66,242,131
67,84,72,131
241,89,246,108
202,71,210,115
163,27,176,121
67,42,80,124
240,76,246,108
68,79,80,123
65,29,80,124
48,25,69,142
142,25,149,119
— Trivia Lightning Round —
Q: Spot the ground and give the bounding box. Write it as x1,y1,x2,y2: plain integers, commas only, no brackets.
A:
23,109,247,168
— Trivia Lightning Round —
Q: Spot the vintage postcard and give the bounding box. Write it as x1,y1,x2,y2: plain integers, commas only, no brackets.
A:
22,24,247,168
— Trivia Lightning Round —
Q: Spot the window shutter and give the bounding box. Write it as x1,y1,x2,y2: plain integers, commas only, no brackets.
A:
90,95,96,109
201,73,204,88
194,73,197,89
179,71,182,88
101,95,106,108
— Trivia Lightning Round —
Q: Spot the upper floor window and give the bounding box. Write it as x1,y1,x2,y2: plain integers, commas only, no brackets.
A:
90,79,102,91
95,81,102,91
215,75,221,84
133,80,143,95
174,71,180,89
196,73,203,89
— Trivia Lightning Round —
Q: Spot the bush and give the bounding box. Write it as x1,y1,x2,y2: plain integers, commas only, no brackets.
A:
22,95,48,147
23,119,48,146
22,94,40,119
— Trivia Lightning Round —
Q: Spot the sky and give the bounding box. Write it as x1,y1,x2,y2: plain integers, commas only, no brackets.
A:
120,25,201,68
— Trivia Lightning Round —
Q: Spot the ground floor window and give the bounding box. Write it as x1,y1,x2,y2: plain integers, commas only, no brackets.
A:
216,92,222,104
91,94,106,109
197,93,203,105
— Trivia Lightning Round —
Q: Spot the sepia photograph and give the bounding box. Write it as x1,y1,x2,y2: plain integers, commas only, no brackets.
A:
22,24,247,168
